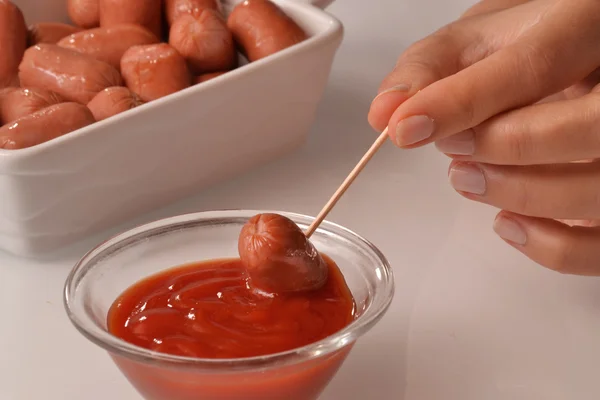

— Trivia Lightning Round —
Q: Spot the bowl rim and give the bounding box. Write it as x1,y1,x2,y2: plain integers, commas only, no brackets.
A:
63,209,395,372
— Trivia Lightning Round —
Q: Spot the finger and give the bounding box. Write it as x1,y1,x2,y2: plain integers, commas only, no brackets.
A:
448,160,600,219
367,27,469,132
493,211,600,276
563,67,600,99
460,0,531,19
558,219,600,228
387,1,600,148
435,91,600,165
369,0,554,133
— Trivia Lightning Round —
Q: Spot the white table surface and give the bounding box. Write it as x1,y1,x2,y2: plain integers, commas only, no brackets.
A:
2,1,600,399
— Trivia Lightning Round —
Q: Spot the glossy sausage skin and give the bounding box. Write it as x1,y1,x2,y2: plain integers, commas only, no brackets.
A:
58,24,159,70
67,0,100,29
19,44,123,105
193,71,226,84
28,22,82,45
169,9,236,74
121,43,190,102
87,86,143,121
164,0,221,26
0,102,95,149
0,87,64,125
99,0,162,39
0,0,27,88
238,213,328,294
227,0,307,62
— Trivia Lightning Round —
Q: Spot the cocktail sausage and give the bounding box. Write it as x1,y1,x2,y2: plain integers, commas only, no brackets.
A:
238,213,328,294
0,87,64,124
87,86,143,121
19,44,123,104
67,0,100,29
164,0,221,26
99,0,162,39
192,71,226,84
28,22,82,45
0,0,27,88
169,9,236,74
58,24,159,70
120,43,190,102
227,0,307,62
0,102,95,149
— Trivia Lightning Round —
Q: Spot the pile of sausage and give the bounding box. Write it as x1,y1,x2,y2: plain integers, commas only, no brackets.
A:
0,0,307,150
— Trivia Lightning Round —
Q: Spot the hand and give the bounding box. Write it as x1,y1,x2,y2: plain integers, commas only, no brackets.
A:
368,0,600,275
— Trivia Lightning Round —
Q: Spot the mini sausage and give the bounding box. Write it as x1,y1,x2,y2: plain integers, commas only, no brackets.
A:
58,24,159,70
0,87,64,125
19,44,123,105
99,0,162,39
227,0,307,62
28,23,82,46
169,9,236,74
238,213,328,294
0,0,27,88
120,43,190,102
164,0,222,26
87,86,143,121
193,71,226,84
0,88,15,125
0,102,95,149
67,0,100,29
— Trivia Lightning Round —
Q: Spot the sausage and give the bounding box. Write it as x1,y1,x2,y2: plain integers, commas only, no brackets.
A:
87,86,143,121
193,71,226,84
99,0,162,39
238,213,328,294
0,0,27,88
227,0,307,62
67,0,100,29
0,87,64,125
0,102,95,149
28,23,82,46
120,43,190,102
0,88,15,125
19,44,123,105
169,9,237,74
164,0,222,26
58,24,159,70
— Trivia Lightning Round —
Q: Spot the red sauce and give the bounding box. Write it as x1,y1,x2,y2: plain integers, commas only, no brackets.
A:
108,255,355,360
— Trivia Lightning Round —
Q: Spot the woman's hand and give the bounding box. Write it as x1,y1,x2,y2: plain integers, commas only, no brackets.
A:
368,0,600,275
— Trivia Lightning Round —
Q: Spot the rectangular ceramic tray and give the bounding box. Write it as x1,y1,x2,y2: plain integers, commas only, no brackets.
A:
3,0,343,257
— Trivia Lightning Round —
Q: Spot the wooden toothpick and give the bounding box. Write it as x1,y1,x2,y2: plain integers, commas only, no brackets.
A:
305,127,389,238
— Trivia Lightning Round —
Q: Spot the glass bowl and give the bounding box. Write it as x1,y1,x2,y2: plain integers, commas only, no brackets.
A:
64,210,395,400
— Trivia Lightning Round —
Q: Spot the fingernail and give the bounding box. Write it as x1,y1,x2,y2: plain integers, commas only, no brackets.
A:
374,84,410,100
493,216,527,245
435,130,475,155
394,115,435,146
448,163,486,195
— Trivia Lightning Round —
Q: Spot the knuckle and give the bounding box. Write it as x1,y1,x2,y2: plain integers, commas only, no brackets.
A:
510,177,535,215
503,126,531,163
447,86,478,126
516,43,556,92
395,24,464,71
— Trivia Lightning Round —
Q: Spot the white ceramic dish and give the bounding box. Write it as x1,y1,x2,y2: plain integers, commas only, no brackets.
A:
3,0,343,257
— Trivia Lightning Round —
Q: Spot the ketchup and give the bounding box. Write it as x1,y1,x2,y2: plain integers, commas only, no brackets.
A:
108,255,355,359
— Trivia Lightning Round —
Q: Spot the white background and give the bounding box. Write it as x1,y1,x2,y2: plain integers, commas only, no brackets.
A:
2,0,600,399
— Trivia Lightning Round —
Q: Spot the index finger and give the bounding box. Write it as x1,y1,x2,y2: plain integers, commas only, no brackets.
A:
367,26,470,132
